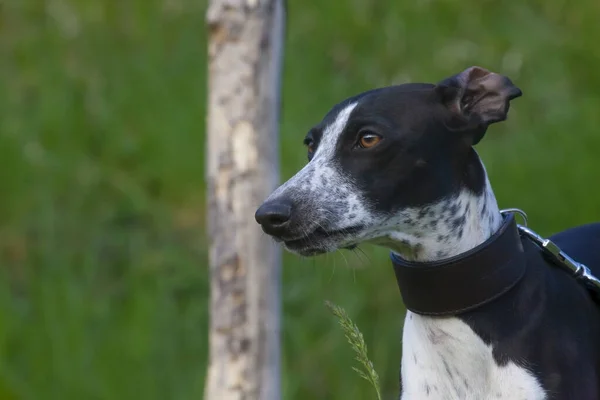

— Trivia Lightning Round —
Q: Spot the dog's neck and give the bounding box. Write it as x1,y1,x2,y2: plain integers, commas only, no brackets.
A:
385,169,502,263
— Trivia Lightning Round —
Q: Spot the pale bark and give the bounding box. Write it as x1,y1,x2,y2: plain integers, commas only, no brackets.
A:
204,0,284,399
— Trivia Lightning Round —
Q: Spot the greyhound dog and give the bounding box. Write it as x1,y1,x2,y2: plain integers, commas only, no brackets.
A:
255,66,600,399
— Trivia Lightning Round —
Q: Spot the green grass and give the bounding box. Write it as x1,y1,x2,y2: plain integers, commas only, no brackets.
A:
1,0,600,399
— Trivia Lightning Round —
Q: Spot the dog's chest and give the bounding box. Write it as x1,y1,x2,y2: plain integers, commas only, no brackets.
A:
400,313,546,400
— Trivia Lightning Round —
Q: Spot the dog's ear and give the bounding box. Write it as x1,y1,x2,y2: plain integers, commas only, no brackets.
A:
435,66,522,145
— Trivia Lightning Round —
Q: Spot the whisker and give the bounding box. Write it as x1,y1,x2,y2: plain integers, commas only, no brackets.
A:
337,249,350,269
328,253,337,283
356,246,372,264
351,248,365,264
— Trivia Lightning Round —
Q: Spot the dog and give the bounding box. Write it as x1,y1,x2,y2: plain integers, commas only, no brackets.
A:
255,66,600,399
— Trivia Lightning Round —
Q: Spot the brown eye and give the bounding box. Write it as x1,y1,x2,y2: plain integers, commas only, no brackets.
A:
305,139,315,160
358,132,382,149
305,140,314,153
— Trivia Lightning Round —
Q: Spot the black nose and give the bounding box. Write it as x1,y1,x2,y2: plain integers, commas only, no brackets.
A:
255,200,292,233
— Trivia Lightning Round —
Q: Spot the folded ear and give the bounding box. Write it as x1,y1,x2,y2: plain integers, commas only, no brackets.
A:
435,66,522,144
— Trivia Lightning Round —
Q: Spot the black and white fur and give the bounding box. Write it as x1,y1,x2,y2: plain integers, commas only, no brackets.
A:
255,67,600,399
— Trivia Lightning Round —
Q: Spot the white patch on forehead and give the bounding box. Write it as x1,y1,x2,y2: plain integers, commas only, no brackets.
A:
262,100,373,244
313,102,358,159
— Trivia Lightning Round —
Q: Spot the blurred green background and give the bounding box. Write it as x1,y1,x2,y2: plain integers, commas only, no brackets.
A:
1,0,599,399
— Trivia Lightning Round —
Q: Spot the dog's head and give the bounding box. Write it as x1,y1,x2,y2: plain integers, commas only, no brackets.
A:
255,67,521,257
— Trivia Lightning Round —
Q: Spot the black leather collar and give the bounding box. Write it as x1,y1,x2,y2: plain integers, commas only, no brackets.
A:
390,213,528,316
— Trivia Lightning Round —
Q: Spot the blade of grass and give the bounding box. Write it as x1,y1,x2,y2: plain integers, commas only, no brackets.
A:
325,301,381,400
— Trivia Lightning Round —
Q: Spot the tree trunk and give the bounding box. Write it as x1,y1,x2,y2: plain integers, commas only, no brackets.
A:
204,0,284,399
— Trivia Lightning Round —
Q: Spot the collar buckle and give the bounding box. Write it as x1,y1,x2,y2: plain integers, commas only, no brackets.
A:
500,208,528,227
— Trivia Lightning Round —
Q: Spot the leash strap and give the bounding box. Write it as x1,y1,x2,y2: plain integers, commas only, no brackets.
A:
501,209,600,303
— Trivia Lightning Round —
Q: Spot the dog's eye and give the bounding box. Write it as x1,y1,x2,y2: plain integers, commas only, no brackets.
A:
304,139,315,159
358,132,382,149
